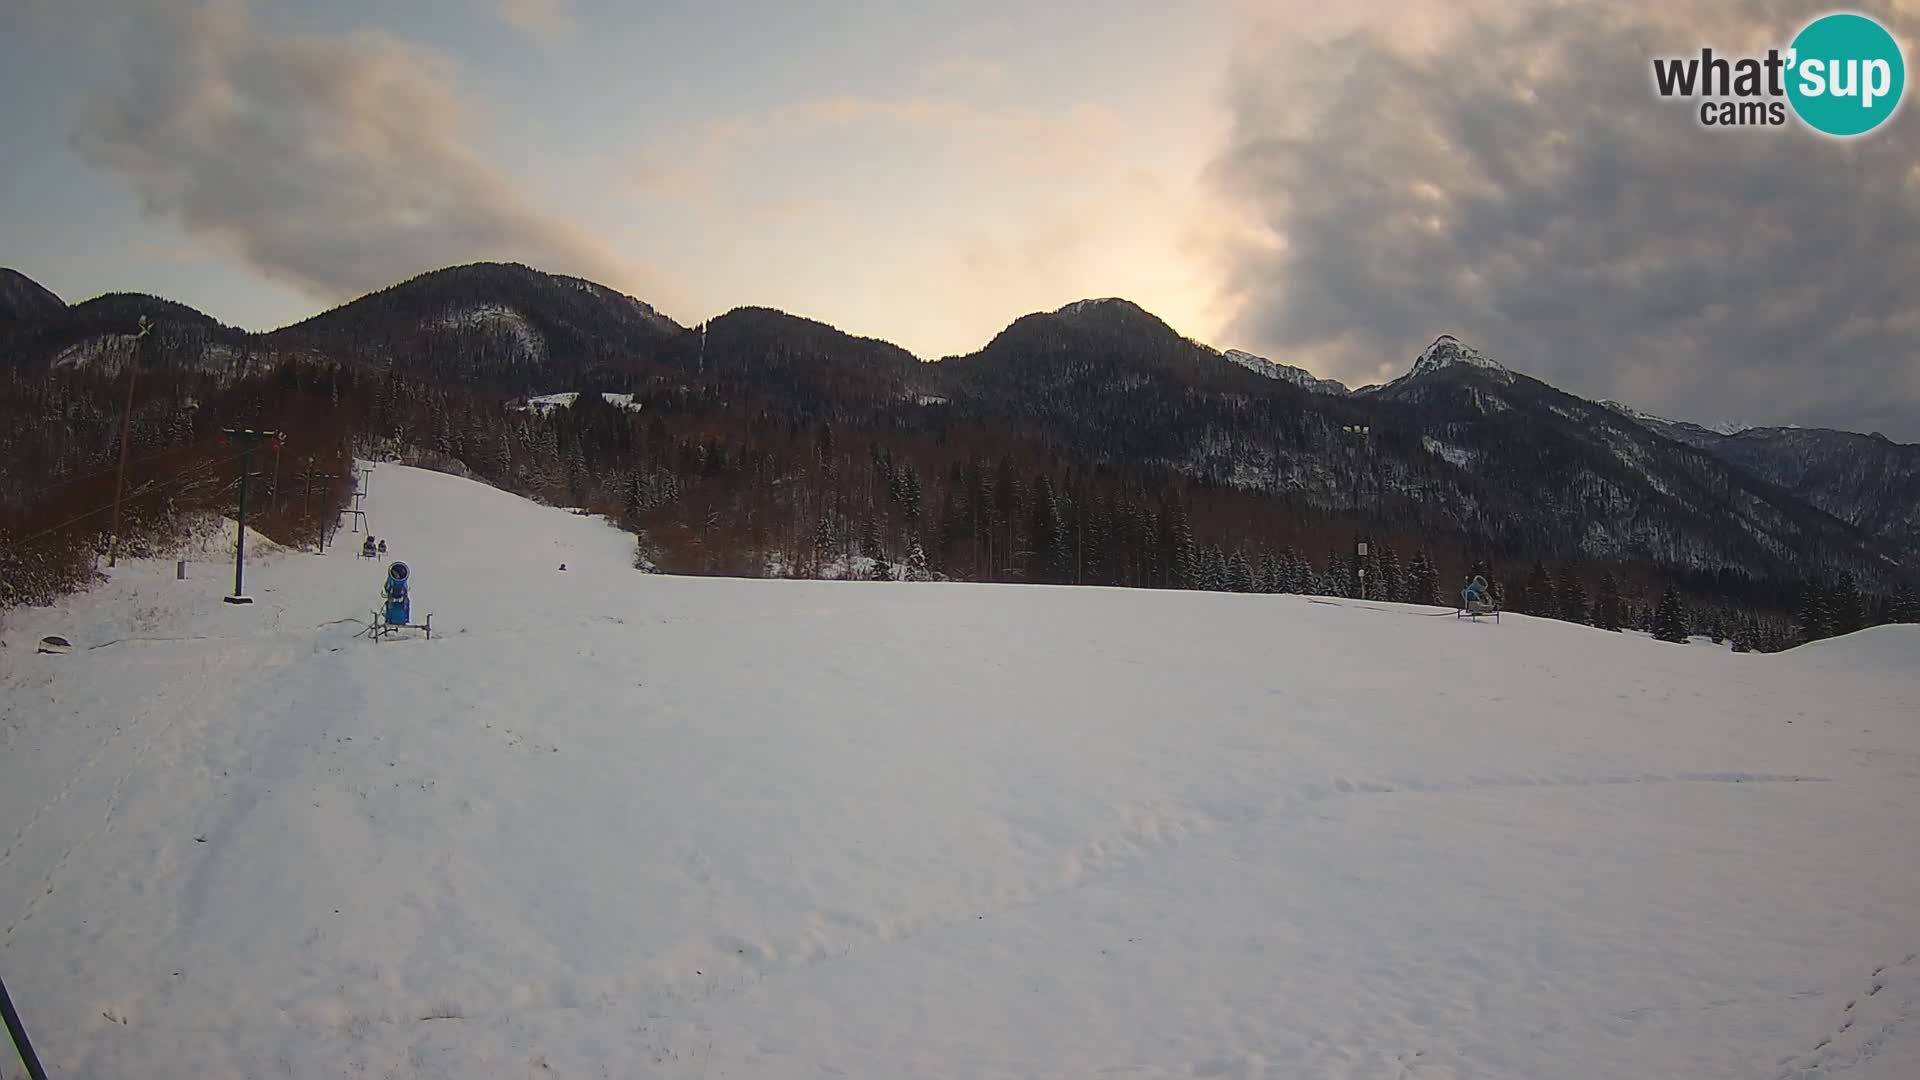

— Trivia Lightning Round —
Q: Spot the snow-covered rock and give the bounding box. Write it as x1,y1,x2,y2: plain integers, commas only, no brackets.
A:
429,303,546,364
1408,334,1514,383
508,392,644,415
1220,349,1350,395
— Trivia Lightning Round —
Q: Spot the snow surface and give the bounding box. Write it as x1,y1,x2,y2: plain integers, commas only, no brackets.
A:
2,464,1917,1079
1220,350,1350,396
49,334,139,375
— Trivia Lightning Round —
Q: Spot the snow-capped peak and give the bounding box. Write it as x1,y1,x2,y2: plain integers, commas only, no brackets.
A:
1057,297,1125,316
1220,349,1349,396
1409,335,1511,380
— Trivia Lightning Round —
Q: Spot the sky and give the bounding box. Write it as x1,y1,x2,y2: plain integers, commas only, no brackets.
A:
2,0,1917,439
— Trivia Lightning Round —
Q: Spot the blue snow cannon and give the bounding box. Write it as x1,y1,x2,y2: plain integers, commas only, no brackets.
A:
383,561,411,625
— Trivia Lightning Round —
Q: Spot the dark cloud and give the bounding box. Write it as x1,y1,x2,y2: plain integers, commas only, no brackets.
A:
1214,0,1920,438
69,0,660,312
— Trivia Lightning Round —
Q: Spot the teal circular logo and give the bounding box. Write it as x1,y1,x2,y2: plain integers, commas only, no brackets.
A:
1786,13,1906,136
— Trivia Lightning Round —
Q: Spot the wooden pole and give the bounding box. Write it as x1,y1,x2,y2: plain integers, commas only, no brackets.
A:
0,972,49,1080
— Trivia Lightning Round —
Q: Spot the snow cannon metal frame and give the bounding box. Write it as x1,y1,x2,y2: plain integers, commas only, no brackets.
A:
1456,575,1501,623
361,560,433,641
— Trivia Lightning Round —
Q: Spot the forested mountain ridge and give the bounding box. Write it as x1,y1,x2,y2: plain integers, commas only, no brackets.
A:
921,304,1900,584
3,262,1913,647
1603,408,1920,560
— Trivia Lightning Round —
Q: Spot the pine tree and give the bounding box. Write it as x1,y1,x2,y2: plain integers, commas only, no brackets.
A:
812,514,837,574
1557,563,1590,625
905,539,931,582
623,472,642,523
870,546,893,581
1027,475,1064,583
1652,585,1689,643
1405,549,1440,605
1258,552,1282,594
1375,543,1402,605
1156,503,1193,589
939,463,969,558
1326,549,1348,597
1830,571,1864,635
1559,553,1589,622
1201,546,1228,592
1890,580,1920,624
1228,552,1255,593
896,465,923,521
1592,571,1624,631
1795,579,1831,643
1284,548,1310,595
1520,561,1555,617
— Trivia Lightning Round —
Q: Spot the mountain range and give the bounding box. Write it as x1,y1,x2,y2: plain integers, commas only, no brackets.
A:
3,262,1912,586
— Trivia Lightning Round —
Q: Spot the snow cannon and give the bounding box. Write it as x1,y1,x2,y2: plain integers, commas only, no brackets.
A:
383,561,411,625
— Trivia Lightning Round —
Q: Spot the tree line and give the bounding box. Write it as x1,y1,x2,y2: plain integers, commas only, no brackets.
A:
4,353,1914,653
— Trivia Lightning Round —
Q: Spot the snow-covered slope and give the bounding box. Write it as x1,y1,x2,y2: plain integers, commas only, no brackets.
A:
1220,349,1350,395
1406,334,1514,383
2,467,1916,1079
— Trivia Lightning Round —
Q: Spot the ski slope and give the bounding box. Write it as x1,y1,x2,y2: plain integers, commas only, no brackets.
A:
2,464,1916,1079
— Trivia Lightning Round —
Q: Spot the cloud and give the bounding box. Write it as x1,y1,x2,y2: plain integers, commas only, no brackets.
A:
69,0,659,310
1212,0,1920,437
490,0,571,38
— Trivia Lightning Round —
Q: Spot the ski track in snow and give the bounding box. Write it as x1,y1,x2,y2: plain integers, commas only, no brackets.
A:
1,464,1915,1079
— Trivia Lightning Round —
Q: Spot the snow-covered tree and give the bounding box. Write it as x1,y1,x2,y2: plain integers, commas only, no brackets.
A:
1228,552,1255,593
1374,543,1402,605
1652,585,1689,643
1404,549,1440,606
